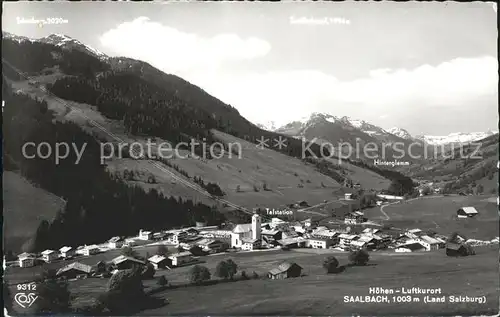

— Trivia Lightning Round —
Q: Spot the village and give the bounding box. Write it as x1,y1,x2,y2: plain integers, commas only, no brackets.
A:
9,189,490,283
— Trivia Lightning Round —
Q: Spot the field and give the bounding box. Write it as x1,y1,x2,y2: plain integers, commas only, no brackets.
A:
3,171,66,252
364,195,499,240
7,246,498,316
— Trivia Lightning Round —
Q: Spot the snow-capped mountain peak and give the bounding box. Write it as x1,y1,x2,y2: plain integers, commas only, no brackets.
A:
41,33,107,58
387,127,412,140
417,131,497,145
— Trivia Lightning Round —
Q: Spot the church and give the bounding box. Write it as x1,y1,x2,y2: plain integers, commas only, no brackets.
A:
231,213,262,251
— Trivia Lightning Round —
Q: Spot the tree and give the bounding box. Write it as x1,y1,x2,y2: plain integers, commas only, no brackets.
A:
348,249,370,266
323,256,339,273
121,246,139,258
421,186,432,196
156,244,169,256
188,265,211,285
240,270,249,280
35,279,72,314
99,267,146,313
157,275,168,286
141,263,156,279
215,261,230,280
475,184,484,195
216,259,238,280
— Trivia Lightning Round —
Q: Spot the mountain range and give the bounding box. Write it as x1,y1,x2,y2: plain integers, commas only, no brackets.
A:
257,114,496,147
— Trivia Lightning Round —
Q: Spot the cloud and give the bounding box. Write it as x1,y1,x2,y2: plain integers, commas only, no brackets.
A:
194,56,498,127
99,17,271,75
289,16,351,25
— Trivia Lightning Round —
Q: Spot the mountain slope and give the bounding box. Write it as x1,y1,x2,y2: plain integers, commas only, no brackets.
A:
3,171,66,252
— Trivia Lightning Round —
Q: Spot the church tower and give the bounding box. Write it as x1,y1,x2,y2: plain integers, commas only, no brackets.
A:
251,213,261,240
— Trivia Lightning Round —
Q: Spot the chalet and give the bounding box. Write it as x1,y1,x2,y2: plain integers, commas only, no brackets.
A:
108,236,124,249
152,232,168,241
138,229,153,240
241,238,262,251
196,239,228,252
59,246,75,258
456,207,478,218
41,249,58,262
312,228,338,240
82,245,100,256
344,211,364,224
296,200,309,208
338,234,358,246
168,251,194,266
417,235,443,250
362,228,380,235
110,255,146,270
95,261,107,273
268,262,303,280
345,193,353,200
277,236,307,248
357,235,380,249
148,255,171,270
124,239,138,247
18,253,36,268
186,228,200,236
395,242,427,253
445,242,469,256
350,240,367,249
307,237,334,249
377,194,404,200
56,262,93,279
261,229,283,241
167,231,189,245
303,218,312,228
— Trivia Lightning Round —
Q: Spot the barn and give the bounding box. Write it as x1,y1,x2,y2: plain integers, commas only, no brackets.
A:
268,262,303,279
445,242,469,256
56,262,93,279
456,207,478,218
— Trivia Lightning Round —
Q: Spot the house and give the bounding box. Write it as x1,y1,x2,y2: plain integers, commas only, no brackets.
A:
18,253,36,268
110,255,146,270
186,228,200,236
152,232,168,241
167,231,189,245
138,229,153,240
307,237,334,249
196,239,228,252
417,235,443,250
457,207,478,218
261,229,283,242
338,234,358,246
277,236,307,248
350,240,368,249
357,235,380,249
108,236,124,249
395,242,427,253
168,251,194,266
241,238,262,251
344,211,364,224
56,262,93,279
95,261,107,273
345,193,353,200
377,194,404,200
362,228,380,235
41,249,58,262
445,242,469,256
268,262,303,279
303,218,312,228
59,246,75,258
148,255,171,270
124,238,137,247
82,245,100,256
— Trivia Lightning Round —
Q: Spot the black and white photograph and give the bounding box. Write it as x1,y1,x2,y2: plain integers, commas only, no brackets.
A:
2,1,499,316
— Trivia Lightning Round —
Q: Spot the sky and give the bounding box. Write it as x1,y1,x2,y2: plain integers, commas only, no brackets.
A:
2,2,498,135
